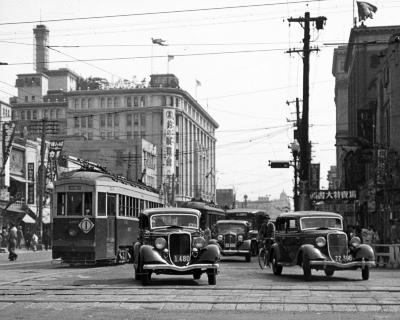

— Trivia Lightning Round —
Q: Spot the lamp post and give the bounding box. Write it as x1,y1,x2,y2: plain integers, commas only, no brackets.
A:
290,140,300,211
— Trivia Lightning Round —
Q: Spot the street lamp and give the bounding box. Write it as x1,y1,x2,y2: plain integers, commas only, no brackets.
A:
290,140,300,211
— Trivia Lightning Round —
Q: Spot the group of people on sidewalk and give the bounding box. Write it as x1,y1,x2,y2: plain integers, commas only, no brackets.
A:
1,225,39,261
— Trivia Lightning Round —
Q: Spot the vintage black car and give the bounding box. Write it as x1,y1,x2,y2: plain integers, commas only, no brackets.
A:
215,220,252,262
133,208,220,285
269,211,375,280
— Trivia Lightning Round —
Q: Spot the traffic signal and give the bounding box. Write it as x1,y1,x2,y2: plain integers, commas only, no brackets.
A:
269,161,290,168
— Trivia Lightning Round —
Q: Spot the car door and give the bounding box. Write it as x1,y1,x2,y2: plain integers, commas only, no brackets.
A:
280,218,300,263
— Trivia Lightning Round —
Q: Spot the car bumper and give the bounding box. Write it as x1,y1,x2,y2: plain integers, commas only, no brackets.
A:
220,250,249,255
143,263,219,272
309,259,376,269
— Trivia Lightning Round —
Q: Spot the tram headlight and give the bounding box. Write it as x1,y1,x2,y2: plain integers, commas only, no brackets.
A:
315,236,326,247
155,237,166,250
68,228,78,237
193,237,205,249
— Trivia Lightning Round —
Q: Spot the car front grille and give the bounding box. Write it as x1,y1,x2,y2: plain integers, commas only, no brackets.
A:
169,232,191,266
327,233,348,259
224,233,236,249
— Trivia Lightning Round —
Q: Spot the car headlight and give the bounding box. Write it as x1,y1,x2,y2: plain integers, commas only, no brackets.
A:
193,237,206,249
155,237,166,250
315,236,326,247
350,236,361,248
217,234,223,241
238,235,244,242
68,228,78,237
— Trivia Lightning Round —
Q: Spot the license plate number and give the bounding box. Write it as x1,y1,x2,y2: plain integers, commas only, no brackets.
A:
173,255,190,263
225,243,236,248
334,255,352,262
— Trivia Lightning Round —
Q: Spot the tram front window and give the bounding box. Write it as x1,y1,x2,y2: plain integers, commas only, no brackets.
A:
67,193,82,216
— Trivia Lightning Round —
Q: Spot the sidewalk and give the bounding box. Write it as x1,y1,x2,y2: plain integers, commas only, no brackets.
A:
0,247,52,264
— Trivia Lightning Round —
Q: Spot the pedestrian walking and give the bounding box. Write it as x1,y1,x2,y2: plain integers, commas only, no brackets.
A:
8,224,18,261
31,233,38,251
1,227,9,248
17,226,24,249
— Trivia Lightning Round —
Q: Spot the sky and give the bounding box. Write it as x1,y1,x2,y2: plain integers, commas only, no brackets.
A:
0,0,398,203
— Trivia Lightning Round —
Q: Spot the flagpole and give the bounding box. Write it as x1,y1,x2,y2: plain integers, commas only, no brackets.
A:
353,0,356,27
151,44,154,75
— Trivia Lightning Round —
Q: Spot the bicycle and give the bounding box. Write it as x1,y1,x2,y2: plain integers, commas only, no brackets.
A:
257,239,271,270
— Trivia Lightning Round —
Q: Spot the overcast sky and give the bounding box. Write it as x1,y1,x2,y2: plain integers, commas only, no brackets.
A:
0,0,398,202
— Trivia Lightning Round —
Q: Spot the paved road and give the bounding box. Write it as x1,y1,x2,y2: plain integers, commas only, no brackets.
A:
0,252,399,319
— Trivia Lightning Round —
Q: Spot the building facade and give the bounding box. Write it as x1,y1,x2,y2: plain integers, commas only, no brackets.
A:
64,74,218,203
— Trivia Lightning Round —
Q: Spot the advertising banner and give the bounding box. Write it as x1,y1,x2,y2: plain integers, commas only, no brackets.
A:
2,121,16,168
163,109,175,176
47,140,64,181
310,163,320,190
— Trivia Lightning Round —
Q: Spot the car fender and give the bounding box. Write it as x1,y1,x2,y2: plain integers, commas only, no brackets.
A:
270,243,282,260
238,240,251,251
197,243,220,263
354,244,375,261
140,245,167,265
133,242,142,266
299,244,326,261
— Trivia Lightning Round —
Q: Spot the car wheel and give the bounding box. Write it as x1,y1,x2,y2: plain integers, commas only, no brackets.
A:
193,271,201,280
258,248,267,270
324,269,334,277
362,266,369,280
207,272,217,285
141,271,151,285
245,252,251,262
302,254,312,281
272,251,283,275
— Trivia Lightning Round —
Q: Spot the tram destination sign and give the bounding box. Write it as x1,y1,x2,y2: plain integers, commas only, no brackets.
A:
310,190,357,201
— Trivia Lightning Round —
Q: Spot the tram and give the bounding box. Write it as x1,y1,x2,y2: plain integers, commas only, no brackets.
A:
180,200,225,231
52,168,163,265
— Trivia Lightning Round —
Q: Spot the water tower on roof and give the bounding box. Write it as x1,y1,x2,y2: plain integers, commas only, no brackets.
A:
33,25,49,73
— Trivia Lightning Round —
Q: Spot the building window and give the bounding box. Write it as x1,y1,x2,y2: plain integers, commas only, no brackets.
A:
81,99,87,108
107,131,112,139
27,110,31,120
88,98,93,108
81,117,86,128
140,114,145,127
50,109,55,119
32,110,37,120
114,97,120,108
114,114,119,126
25,96,28,102
107,97,112,108
20,111,25,120
126,97,132,108
126,114,132,126
107,114,112,127
74,117,79,128
140,96,145,107
161,96,166,106
74,99,79,109
88,116,93,128
133,114,139,125
134,97,139,107
101,97,106,108
31,96,35,102
100,114,106,127
87,132,93,140
56,109,60,119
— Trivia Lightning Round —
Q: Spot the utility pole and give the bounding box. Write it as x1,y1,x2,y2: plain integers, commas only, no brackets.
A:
287,12,327,210
37,118,47,240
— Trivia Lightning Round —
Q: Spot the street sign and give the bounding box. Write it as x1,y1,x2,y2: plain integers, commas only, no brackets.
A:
269,161,290,168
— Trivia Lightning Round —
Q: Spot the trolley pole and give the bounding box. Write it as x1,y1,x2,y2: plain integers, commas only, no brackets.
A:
287,12,326,210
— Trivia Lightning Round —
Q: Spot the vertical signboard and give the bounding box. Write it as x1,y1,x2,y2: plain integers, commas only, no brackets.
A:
2,121,16,168
309,163,320,190
47,140,64,181
163,109,175,176
27,162,35,204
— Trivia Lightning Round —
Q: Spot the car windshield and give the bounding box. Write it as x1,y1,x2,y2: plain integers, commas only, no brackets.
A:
300,217,343,230
216,223,246,234
150,213,198,229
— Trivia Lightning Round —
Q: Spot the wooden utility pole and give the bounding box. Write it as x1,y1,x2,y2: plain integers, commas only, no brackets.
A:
287,12,327,210
37,119,47,240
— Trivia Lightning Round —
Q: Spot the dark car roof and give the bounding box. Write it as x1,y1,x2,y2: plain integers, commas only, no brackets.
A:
141,207,201,217
216,220,249,225
277,211,343,219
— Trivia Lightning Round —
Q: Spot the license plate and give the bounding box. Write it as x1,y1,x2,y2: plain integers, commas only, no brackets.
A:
225,243,236,248
334,255,353,262
173,255,190,263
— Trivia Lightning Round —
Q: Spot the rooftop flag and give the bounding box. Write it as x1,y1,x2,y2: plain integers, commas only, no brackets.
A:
357,1,377,21
195,79,202,86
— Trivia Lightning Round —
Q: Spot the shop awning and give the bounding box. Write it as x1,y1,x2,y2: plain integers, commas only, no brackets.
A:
22,214,36,224
26,205,50,224
10,175,32,183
